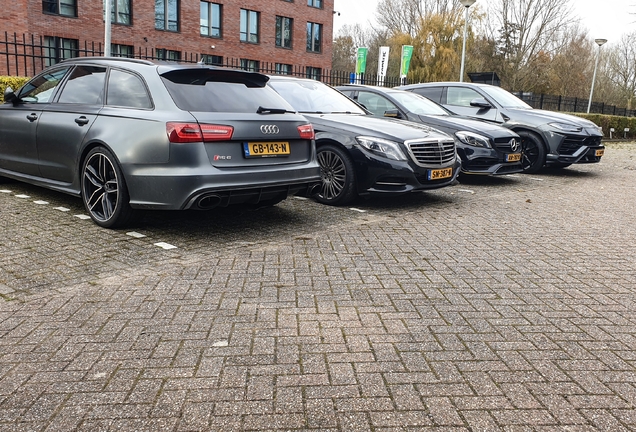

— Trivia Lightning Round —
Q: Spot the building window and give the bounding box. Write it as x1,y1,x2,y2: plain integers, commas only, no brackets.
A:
155,0,179,31
306,22,322,53
200,54,223,66
307,0,322,8
275,64,293,75
240,9,259,43
111,44,134,58
240,59,260,72
43,36,78,67
276,16,293,49
306,67,322,80
200,2,222,37
111,0,132,24
156,48,181,61
42,0,77,17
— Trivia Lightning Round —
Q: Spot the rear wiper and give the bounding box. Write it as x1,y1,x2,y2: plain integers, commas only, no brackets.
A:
257,106,294,114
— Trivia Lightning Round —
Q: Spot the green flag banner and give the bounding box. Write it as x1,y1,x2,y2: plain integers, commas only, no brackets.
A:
400,45,414,78
355,47,368,74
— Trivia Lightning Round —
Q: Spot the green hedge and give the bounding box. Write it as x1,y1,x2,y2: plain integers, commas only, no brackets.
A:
573,113,636,140
0,76,30,103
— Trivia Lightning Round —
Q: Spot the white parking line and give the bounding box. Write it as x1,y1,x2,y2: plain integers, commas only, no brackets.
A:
154,242,177,250
14,194,30,199
506,175,521,179
349,208,367,213
54,207,70,212
293,196,309,200
457,189,475,194
127,232,147,238
74,214,91,220
0,190,12,193
33,200,49,205
528,177,545,181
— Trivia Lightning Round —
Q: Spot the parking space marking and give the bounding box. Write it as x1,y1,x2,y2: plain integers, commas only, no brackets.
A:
293,196,309,200
154,242,177,250
349,208,367,213
127,232,147,238
505,175,521,179
14,194,30,199
0,189,12,193
33,200,49,205
457,189,476,194
54,207,70,212
528,177,545,181
74,214,91,220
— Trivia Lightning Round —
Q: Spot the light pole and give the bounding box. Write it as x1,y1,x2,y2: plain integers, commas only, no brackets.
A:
104,0,111,56
587,38,608,114
459,0,476,82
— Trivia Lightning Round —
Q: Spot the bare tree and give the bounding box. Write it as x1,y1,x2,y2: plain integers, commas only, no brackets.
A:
485,0,579,90
605,32,636,109
375,0,463,36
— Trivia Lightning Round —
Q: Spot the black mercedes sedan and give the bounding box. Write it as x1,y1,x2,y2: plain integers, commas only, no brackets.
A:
268,76,461,205
0,58,321,228
337,85,523,176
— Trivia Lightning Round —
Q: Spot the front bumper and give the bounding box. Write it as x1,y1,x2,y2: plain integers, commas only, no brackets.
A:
544,129,604,165
458,145,523,176
349,147,461,196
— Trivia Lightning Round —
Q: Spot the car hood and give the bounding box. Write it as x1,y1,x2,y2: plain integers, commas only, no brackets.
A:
303,113,453,141
418,114,519,139
505,108,600,131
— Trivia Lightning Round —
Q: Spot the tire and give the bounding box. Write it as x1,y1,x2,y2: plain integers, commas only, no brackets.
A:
316,143,356,205
81,146,137,228
518,130,546,174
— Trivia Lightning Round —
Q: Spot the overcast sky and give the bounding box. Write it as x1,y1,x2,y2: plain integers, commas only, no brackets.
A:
332,0,636,44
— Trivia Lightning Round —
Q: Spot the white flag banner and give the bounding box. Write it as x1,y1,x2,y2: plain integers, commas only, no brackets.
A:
377,46,390,84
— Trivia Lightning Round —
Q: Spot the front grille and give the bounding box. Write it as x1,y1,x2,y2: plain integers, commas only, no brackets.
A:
559,136,602,156
494,137,517,151
406,139,455,167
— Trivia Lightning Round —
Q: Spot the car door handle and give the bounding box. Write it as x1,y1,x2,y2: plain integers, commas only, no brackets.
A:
26,113,38,122
75,116,90,126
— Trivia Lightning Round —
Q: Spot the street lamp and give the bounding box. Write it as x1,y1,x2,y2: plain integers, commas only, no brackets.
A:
587,38,608,114
459,0,476,82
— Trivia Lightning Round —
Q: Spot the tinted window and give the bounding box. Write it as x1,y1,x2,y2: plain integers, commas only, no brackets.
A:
107,69,153,109
58,66,107,104
161,69,294,113
446,87,482,107
18,67,71,103
387,91,449,116
411,86,443,103
269,79,365,114
357,91,398,116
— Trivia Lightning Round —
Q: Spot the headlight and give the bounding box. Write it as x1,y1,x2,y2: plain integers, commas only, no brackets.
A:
356,136,407,161
455,131,491,148
548,122,582,133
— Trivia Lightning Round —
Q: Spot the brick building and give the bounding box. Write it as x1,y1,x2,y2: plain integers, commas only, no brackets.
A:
2,0,334,77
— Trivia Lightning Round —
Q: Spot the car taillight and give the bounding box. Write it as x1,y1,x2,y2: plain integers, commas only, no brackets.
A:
200,124,234,141
166,123,234,143
298,124,315,140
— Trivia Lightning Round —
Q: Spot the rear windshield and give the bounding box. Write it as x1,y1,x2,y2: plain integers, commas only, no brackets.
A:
161,69,295,113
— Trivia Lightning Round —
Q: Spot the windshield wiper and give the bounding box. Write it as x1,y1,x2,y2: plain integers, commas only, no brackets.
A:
257,106,294,114
298,110,324,114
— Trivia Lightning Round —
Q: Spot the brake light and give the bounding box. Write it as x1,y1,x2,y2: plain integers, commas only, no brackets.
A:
200,124,234,141
166,122,234,143
298,124,315,140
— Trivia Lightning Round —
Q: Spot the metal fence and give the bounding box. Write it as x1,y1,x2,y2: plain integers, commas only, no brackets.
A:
513,92,636,117
1,32,632,116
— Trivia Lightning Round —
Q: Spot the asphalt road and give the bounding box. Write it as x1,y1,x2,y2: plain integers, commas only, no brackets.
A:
1,143,635,431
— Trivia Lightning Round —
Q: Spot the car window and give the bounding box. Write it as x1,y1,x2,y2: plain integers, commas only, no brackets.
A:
57,66,107,105
387,91,449,116
479,85,532,109
161,69,295,113
410,86,443,103
18,67,71,103
357,91,398,116
269,80,366,114
107,69,153,109
446,87,483,107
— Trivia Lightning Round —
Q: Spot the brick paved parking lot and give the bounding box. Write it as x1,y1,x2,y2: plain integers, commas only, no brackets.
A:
1,143,635,431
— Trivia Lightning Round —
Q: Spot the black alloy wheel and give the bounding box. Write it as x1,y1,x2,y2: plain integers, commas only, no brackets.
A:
518,130,546,174
82,146,137,228
316,144,356,205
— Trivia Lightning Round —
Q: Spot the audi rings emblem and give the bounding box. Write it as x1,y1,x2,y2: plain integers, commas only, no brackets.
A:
260,125,280,134
510,138,521,153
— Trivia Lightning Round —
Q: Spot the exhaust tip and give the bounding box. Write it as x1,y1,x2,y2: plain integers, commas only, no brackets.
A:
197,195,222,210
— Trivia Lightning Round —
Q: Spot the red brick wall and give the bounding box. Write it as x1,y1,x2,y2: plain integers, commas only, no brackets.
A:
2,0,333,75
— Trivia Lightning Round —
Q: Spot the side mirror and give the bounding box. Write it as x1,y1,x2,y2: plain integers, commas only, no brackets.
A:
470,98,492,109
384,109,402,119
4,86,17,103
